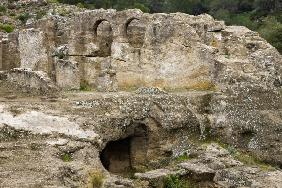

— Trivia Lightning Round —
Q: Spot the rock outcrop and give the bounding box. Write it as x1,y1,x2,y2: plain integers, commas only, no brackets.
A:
0,8,281,188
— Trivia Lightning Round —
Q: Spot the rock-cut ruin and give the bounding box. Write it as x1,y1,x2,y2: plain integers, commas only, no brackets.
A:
0,9,282,188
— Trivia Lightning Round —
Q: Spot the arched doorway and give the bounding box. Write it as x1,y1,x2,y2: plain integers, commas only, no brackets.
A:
94,20,113,57
125,18,146,48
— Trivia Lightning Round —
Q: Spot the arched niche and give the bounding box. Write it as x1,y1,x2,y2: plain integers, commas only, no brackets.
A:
125,18,146,48
93,19,113,57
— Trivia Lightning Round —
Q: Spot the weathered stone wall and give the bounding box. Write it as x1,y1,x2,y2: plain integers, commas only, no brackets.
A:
18,28,49,72
1,9,281,93
0,33,20,71
4,68,59,94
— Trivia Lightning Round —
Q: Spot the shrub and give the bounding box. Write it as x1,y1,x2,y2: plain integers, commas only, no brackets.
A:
0,5,7,12
0,24,14,33
17,13,30,24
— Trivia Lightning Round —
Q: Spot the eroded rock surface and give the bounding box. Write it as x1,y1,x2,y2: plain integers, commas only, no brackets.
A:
0,8,281,188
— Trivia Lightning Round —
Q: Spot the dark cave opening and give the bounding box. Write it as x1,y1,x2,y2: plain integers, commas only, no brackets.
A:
100,124,148,175
100,137,131,173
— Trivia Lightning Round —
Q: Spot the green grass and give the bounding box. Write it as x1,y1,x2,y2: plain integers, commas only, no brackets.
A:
205,141,277,171
233,151,276,171
61,153,72,162
164,175,196,188
0,24,14,33
17,13,30,24
175,152,191,163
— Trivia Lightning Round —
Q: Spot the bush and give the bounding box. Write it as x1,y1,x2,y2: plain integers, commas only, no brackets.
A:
0,5,7,12
0,24,14,33
17,13,30,24
258,16,282,53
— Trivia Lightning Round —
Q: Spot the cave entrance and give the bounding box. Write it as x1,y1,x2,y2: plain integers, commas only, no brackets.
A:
100,124,148,176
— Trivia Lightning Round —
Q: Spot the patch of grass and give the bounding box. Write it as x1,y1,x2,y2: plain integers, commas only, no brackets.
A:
234,152,276,171
36,10,47,20
61,153,72,162
80,80,92,91
17,13,30,24
175,152,191,163
206,141,277,171
164,175,195,188
87,170,105,188
0,24,14,33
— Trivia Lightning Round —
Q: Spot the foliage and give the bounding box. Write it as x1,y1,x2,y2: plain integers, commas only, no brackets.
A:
36,10,47,20
47,0,59,3
0,5,7,13
175,152,191,163
17,13,30,24
164,175,195,188
61,153,72,162
0,24,14,33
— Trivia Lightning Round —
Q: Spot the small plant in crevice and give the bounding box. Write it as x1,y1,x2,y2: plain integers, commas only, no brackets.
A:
164,175,194,188
80,80,92,91
61,152,72,162
87,170,105,188
17,13,30,24
175,152,191,163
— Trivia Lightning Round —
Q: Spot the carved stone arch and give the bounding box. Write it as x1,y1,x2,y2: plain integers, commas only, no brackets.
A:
93,19,113,57
125,18,146,48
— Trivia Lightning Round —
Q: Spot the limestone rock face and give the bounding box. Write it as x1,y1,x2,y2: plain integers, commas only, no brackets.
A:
0,8,281,188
